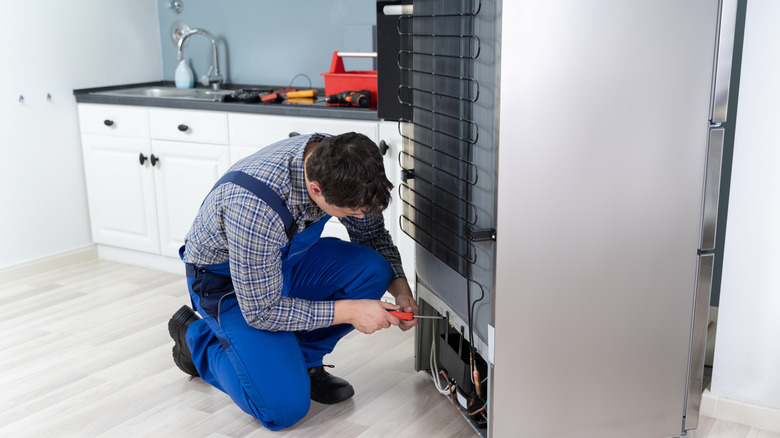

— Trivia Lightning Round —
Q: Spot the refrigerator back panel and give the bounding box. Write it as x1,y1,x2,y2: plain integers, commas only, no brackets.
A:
399,0,498,343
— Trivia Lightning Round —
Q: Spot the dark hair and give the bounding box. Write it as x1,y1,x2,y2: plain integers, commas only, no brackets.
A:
306,132,393,214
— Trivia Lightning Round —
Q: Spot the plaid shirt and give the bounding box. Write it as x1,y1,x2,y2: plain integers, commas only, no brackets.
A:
183,133,405,332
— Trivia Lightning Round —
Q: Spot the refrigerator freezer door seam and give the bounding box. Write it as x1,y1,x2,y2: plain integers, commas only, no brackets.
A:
710,0,739,123
684,254,715,431
699,128,726,251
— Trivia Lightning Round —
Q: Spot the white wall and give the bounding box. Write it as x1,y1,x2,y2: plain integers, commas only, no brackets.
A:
711,0,780,410
0,1,162,270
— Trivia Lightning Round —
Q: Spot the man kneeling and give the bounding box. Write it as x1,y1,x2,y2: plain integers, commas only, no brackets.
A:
168,132,418,430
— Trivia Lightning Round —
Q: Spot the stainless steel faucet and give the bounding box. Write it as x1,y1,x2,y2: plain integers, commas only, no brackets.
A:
177,28,224,90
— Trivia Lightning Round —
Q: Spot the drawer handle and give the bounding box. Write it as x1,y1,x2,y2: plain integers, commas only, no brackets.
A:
104,119,114,127
379,140,389,156
150,154,159,166
178,124,189,132
139,153,147,165
289,131,300,137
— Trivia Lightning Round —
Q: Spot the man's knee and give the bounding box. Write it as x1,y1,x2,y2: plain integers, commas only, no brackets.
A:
363,249,393,292
252,390,310,430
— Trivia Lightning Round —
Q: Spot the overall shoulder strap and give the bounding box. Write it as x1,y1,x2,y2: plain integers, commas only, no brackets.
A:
210,171,298,239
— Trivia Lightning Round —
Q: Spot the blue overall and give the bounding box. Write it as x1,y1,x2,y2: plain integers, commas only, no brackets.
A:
181,172,393,430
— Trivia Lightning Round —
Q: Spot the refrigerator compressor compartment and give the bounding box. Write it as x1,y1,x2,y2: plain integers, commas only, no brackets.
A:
437,324,489,409
414,275,490,437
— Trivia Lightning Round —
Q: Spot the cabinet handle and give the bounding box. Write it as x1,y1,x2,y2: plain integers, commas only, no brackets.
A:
178,124,189,132
150,154,159,166
379,140,389,156
289,131,300,137
104,119,114,127
139,153,147,165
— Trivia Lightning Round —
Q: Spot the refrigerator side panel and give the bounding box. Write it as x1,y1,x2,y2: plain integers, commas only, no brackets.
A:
492,1,719,437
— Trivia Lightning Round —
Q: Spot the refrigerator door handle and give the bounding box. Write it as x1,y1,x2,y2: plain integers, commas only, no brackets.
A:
685,254,715,432
700,128,725,251
710,0,739,124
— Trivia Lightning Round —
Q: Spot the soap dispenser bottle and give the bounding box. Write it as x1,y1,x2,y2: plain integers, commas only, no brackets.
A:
175,58,194,88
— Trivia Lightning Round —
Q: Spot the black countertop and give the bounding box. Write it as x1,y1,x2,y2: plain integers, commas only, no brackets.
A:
73,81,379,121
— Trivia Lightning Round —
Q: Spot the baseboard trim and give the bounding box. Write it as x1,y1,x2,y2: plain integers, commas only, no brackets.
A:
0,246,98,284
701,389,780,433
97,245,184,275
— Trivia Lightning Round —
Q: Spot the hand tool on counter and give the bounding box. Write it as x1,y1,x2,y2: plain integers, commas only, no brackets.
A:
286,89,319,104
287,98,318,105
222,88,273,103
286,89,318,98
261,92,284,103
325,90,372,108
388,310,445,320
261,87,300,103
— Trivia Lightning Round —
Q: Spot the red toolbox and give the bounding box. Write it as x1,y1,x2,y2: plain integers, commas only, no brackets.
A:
321,51,378,105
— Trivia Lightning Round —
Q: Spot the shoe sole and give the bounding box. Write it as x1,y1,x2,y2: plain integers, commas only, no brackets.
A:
311,384,355,405
169,306,200,377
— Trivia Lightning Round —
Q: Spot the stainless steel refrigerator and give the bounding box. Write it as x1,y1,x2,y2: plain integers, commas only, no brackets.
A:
400,0,739,437
491,1,738,436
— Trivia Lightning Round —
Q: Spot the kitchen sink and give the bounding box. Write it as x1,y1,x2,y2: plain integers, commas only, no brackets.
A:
93,86,235,102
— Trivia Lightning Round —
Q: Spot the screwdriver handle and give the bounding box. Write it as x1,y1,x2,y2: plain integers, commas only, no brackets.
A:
388,310,414,321
287,89,318,98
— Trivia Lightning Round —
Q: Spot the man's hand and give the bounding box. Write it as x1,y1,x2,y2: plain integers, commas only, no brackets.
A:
388,278,420,331
334,299,401,334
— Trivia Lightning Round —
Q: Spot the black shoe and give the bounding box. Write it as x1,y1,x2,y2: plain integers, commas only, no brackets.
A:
308,365,354,404
168,305,201,377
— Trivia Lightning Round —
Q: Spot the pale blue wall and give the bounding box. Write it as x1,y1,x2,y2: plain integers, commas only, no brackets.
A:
158,0,376,88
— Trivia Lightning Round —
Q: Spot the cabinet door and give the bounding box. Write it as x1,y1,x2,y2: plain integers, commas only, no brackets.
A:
230,145,262,165
151,140,230,258
229,113,380,239
149,108,228,145
81,134,160,253
229,113,378,148
78,104,149,138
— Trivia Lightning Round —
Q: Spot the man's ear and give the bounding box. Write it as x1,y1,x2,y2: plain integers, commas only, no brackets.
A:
308,180,323,197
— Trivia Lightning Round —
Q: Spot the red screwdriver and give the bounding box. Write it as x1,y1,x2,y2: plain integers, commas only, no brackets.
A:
388,310,445,320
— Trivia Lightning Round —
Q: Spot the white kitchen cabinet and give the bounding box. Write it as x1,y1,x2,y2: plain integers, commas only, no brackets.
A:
149,108,229,145
81,134,160,253
78,104,150,138
151,140,229,257
79,103,408,274
228,112,379,164
228,113,380,240
149,109,230,257
79,104,229,259
379,121,416,289
79,105,159,253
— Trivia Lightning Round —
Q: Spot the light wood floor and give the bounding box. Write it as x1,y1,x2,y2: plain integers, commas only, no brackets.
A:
1,259,777,438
